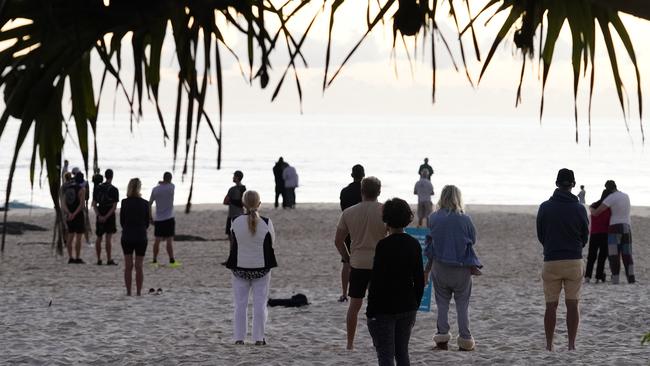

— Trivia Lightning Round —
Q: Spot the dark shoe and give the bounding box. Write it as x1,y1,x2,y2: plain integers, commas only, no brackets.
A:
96,260,103,265
628,275,636,284
156,288,163,295
76,258,85,264
68,258,75,264
234,340,244,345
255,339,266,346
148,288,156,295
106,259,117,265
337,295,348,303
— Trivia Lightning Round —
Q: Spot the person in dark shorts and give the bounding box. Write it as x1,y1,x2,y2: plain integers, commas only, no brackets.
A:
334,177,386,350
272,157,287,208
338,164,364,302
367,198,424,366
62,173,87,264
149,172,178,266
223,170,246,235
120,178,150,296
92,168,119,265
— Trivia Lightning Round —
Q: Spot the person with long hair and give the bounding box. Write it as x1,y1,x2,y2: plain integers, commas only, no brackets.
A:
585,189,612,283
225,190,277,345
424,185,481,351
120,178,150,296
366,198,424,366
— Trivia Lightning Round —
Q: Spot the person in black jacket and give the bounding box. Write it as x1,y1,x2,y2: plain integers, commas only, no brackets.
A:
272,157,287,208
120,178,150,296
536,168,588,351
337,164,365,302
366,198,424,366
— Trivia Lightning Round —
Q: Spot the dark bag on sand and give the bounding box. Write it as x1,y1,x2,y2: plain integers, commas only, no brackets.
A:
268,293,309,307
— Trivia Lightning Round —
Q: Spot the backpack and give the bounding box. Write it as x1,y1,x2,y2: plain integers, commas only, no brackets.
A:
63,183,79,208
95,183,113,208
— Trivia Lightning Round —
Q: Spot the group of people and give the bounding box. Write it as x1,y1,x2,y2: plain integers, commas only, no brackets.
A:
537,169,633,352
59,163,179,296
272,157,299,209
333,163,480,365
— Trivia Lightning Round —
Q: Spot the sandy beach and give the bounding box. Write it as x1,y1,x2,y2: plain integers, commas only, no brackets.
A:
0,203,649,365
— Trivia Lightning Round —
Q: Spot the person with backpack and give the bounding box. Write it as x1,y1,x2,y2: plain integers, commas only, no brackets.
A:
223,170,247,236
62,173,87,263
92,169,119,265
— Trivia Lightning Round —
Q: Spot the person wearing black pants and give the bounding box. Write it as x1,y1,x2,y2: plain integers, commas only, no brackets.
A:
585,189,613,283
366,198,424,366
120,178,150,296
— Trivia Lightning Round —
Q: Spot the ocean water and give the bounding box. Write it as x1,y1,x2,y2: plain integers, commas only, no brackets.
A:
1,114,648,208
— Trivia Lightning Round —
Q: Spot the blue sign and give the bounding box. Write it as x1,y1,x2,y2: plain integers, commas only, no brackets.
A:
405,227,433,312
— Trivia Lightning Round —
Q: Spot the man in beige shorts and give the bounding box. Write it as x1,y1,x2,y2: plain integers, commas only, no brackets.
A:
536,168,589,351
334,177,385,350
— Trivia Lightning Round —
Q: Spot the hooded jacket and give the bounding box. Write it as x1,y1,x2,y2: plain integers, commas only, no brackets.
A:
536,189,589,261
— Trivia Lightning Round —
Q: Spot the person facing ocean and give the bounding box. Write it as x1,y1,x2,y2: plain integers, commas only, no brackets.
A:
418,158,434,181
92,169,119,265
120,178,150,296
62,172,87,264
282,162,299,208
334,176,385,350
577,185,586,204
223,170,246,235
225,190,277,345
273,157,287,208
149,172,178,267
590,180,634,284
584,189,612,283
424,185,481,351
413,169,434,227
536,168,589,351
366,197,424,366
337,164,365,303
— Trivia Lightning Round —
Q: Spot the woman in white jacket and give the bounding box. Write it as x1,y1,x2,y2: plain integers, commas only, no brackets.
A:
225,190,277,345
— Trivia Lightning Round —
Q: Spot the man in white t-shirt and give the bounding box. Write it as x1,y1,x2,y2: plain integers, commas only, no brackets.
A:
414,170,434,227
149,172,179,267
590,180,634,284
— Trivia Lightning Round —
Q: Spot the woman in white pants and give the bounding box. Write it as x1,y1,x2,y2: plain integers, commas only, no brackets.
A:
224,190,277,345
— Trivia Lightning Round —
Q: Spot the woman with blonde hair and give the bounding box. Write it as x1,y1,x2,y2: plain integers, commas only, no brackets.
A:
119,178,150,296
424,185,481,351
225,190,277,345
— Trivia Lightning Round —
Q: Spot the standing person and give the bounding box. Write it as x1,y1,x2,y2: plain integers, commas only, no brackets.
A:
591,180,634,284
334,177,385,350
272,157,287,208
120,178,150,296
225,190,277,345
338,164,365,302
577,185,586,204
149,172,178,267
414,170,434,227
282,162,299,208
584,189,612,283
59,172,73,251
223,170,247,235
61,159,70,180
62,173,87,264
91,168,104,191
418,158,434,180
72,167,93,247
536,168,589,351
425,185,481,351
92,169,119,265
366,198,424,366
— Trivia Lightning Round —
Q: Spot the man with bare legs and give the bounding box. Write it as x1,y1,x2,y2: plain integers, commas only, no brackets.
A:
536,169,588,351
334,177,385,350
149,172,178,267
92,169,119,265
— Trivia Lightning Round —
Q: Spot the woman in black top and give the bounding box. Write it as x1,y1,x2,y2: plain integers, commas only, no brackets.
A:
120,178,150,296
367,198,424,366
